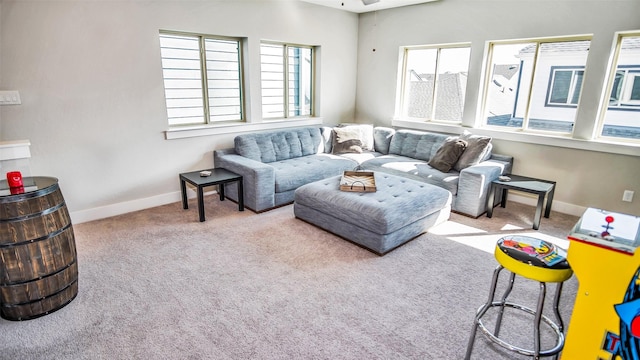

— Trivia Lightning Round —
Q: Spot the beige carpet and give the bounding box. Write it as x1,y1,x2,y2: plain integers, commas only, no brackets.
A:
0,196,581,359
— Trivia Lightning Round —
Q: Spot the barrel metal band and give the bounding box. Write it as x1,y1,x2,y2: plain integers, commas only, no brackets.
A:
0,183,58,203
0,278,78,307
0,201,67,223
0,221,73,250
0,258,77,286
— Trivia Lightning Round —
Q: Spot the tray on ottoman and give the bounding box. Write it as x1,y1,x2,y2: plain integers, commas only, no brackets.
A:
294,172,452,255
340,171,376,192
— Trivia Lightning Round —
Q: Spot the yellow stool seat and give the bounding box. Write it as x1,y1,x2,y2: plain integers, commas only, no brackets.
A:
495,235,573,283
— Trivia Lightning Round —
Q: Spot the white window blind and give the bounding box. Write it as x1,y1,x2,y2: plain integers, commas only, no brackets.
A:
261,42,313,119
160,32,243,126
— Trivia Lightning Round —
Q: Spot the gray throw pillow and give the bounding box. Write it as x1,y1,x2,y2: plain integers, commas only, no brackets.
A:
454,131,492,171
428,137,468,172
332,127,365,154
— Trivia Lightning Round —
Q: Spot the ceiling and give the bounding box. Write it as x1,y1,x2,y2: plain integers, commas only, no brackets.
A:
299,0,439,13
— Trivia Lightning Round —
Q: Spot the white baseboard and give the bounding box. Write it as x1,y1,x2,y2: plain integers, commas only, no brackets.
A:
70,189,585,225
507,193,586,217
69,190,217,224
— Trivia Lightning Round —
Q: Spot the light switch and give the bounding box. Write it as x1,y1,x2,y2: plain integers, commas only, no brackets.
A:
0,91,21,105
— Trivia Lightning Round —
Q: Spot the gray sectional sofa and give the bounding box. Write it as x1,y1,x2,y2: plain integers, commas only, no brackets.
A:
213,125,513,217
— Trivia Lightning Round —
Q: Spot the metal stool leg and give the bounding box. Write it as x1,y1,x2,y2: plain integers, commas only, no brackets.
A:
465,271,568,359
534,282,547,360
551,282,565,360
494,271,516,337
464,265,504,360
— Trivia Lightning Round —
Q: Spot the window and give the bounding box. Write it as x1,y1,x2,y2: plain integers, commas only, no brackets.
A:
547,67,584,106
598,34,640,141
483,38,591,134
609,68,640,109
261,42,313,119
159,32,243,126
397,44,471,122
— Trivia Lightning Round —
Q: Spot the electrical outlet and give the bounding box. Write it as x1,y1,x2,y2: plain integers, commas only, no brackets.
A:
0,91,21,105
623,190,634,202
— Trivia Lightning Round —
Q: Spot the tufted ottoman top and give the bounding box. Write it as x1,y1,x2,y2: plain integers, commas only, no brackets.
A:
294,172,452,235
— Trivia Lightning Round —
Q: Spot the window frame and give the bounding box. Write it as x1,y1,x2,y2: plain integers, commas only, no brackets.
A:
396,42,472,123
159,30,245,127
595,31,640,144
394,33,639,156
479,35,592,136
260,41,315,120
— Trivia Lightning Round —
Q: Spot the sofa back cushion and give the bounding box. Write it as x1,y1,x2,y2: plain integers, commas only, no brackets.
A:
373,127,395,154
388,129,449,161
234,127,324,163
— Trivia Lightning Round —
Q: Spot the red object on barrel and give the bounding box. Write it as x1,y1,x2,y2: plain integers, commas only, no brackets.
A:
6,171,23,188
6,172,24,194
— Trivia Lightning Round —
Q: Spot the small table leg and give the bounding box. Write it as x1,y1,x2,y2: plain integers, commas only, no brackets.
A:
533,194,545,230
197,186,205,222
219,183,225,201
544,185,555,218
500,188,508,208
180,179,188,210
237,179,244,211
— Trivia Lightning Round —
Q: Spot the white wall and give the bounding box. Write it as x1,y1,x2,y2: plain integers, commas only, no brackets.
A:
354,0,640,215
0,0,359,222
2,0,638,222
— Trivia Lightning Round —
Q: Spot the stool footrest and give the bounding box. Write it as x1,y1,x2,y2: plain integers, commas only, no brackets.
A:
477,302,565,357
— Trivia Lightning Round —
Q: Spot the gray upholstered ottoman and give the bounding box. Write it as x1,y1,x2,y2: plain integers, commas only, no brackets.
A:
294,172,452,255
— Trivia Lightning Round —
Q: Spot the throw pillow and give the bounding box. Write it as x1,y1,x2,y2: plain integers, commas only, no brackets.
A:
453,130,492,172
335,124,374,151
428,137,468,173
332,127,365,154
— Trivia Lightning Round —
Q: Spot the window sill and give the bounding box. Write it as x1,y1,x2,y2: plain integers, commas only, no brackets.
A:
392,119,640,157
165,117,324,140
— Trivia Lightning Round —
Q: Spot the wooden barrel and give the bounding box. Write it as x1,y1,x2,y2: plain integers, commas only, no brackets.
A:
0,177,78,321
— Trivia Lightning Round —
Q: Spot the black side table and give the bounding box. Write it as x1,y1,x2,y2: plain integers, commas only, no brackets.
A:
486,174,556,230
179,168,244,222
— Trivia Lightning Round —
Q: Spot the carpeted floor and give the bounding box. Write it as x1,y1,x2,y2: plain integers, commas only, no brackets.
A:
0,196,581,359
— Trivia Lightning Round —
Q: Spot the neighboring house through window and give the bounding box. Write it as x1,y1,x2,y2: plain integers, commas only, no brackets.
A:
547,67,584,107
609,66,640,109
483,38,591,134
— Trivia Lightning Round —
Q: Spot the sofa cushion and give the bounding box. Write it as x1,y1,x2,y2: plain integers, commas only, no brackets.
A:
428,137,468,172
332,127,366,154
334,124,374,151
271,154,357,193
373,127,396,154
388,130,448,162
453,131,492,171
359,155,459,195
234,127,323,163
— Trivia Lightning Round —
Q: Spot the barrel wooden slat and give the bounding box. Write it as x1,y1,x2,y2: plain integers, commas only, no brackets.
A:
0,177,78,321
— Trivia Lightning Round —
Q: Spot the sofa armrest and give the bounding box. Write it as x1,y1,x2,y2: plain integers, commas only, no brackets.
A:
454,158,511,217
213,148,276,212
489,153,514,175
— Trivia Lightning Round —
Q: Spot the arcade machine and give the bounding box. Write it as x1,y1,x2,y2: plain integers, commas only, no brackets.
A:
563,208,640,360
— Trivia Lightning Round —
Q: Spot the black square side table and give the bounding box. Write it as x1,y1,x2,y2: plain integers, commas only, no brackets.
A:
179,168,244,222
486,174,556,230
